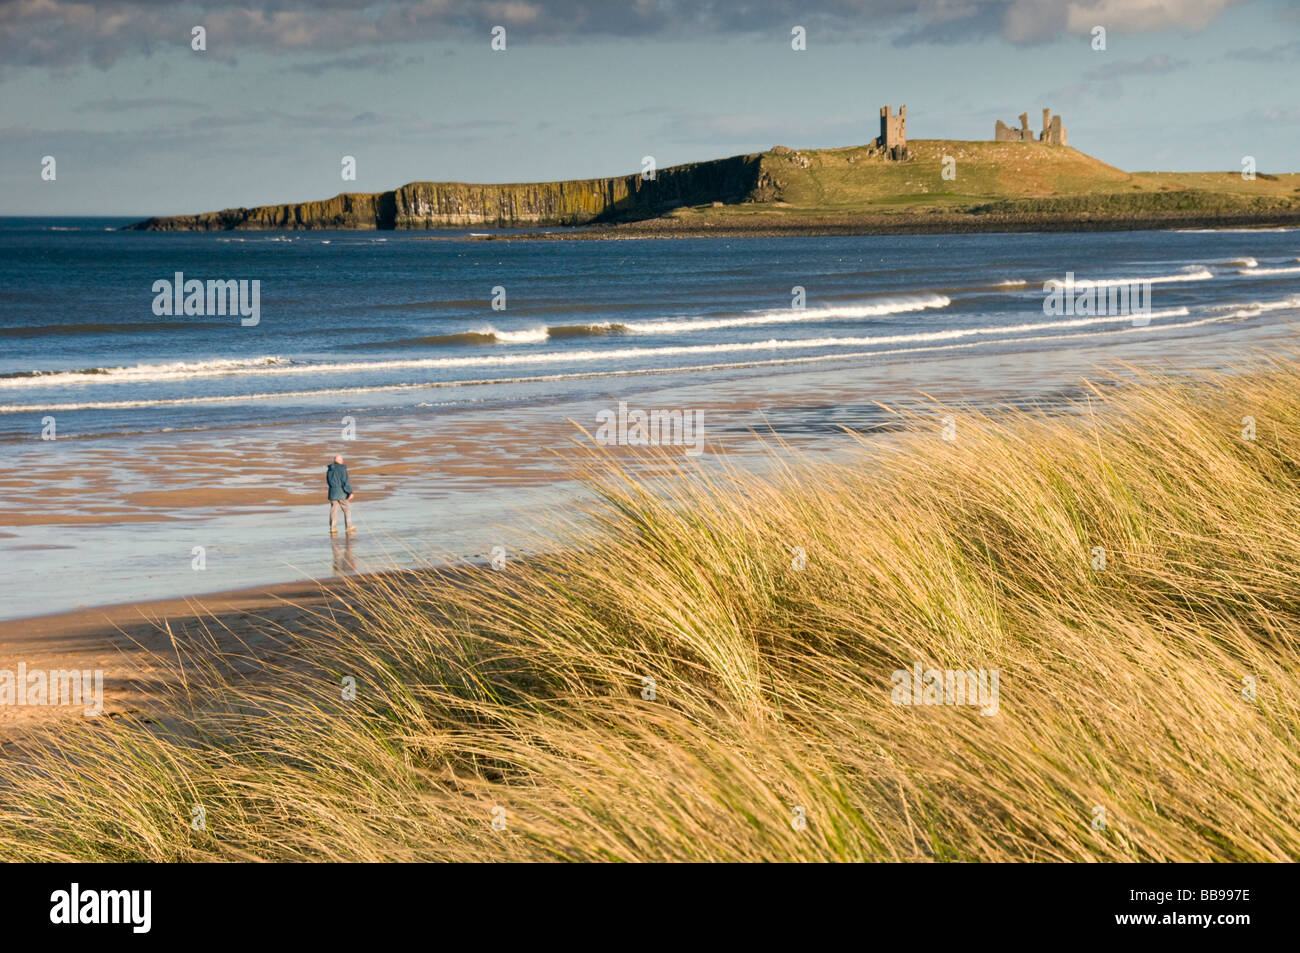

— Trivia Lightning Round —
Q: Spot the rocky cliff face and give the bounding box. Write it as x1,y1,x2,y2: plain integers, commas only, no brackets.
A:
128,154,766,230
129,192,395,231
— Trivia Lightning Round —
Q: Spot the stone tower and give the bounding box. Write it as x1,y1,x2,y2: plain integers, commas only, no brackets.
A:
1040,108,1067,145
877,105,907,159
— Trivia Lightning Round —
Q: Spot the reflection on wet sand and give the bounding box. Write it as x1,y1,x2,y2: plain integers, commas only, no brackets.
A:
331,534,358,575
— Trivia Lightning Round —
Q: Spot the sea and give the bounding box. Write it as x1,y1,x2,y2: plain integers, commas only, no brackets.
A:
1,217,1297,618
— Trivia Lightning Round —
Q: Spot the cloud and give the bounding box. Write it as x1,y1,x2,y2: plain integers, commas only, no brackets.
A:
1063,0,1249,35
1251,105,1300,122
73,96,209,113
0,0,1256,69
1225,39,1300,62
660,111,865,147
1040,52,1188,104
283,51,425,75
1082,52,1187,81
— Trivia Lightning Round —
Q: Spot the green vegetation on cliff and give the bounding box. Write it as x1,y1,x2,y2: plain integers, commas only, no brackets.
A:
127,140,1300,233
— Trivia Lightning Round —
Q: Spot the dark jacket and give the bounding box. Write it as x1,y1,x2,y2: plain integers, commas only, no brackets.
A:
326,462,354,501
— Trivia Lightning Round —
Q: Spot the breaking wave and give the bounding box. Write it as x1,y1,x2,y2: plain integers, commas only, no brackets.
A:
0,309,1201,390
1238,264,1300,277
0,356,291,388
368,296,951,349
1044,268,1214,289
620,295,951,334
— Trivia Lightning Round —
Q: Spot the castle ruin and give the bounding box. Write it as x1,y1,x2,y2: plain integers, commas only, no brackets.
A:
994,108,1066,146
876,105,908,160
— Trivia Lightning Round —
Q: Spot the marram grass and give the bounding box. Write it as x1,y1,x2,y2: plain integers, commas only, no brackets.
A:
2,357,1299,862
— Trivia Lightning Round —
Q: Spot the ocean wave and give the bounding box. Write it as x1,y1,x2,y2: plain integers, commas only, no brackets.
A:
0,310,1195,389
215,236,297,243
361,297,950,349
0,312,1233,413
403,326,552,346
488,326,549,344
547,322,627,339
1238,264,1300,276
0,356,291,388
622,295,952,333
1211,295,1300,317
368,323,625,348
1044,268,1214,290
883,280,1026,296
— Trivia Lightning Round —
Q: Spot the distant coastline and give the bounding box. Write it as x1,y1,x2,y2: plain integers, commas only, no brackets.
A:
126,139,1300,236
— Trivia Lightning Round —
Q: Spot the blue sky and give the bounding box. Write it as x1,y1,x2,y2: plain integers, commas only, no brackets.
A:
3,0,1297,216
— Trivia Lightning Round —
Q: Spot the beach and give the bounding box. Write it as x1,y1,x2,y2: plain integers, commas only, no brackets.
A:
3,310,1298,738
2,221,1299,862
4,222,1300,619
2,221,1299,739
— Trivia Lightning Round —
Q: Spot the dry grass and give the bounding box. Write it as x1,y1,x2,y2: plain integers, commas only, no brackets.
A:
2,357,1299,862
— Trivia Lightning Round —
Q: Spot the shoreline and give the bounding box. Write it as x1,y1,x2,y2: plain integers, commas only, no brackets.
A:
6,315,1300,622
515,212,1300,239
0,564,485,736
131,210,1300,239
0,574,344,736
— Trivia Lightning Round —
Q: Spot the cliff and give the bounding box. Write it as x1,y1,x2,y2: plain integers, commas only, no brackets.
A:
127,154,768,230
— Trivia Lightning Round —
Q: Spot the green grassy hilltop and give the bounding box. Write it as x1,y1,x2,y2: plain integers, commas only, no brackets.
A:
128,139,1300,233
658,140,1299,232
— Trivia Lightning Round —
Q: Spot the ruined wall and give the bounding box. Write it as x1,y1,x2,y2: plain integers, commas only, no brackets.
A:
1041,109,1067,146
995,112,1036,142
993,108,1067,145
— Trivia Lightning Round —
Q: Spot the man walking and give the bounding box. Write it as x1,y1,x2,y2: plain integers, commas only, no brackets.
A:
327,454,356,535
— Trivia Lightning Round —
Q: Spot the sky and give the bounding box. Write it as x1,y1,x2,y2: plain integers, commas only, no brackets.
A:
3,0,1298,216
